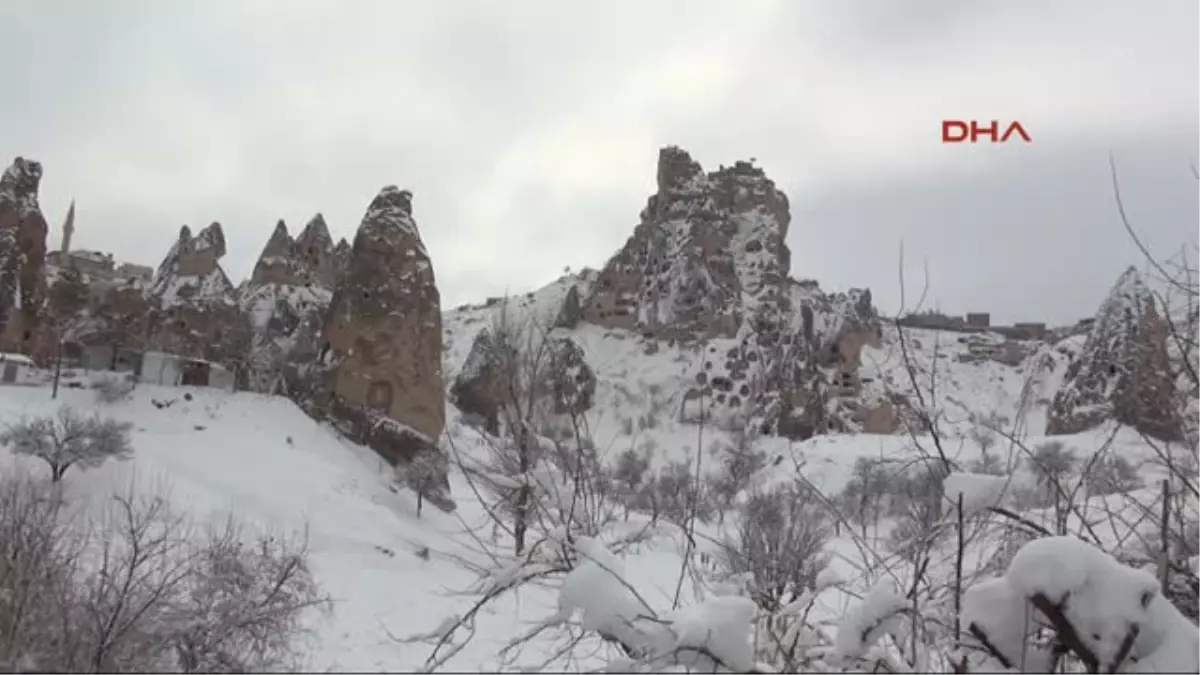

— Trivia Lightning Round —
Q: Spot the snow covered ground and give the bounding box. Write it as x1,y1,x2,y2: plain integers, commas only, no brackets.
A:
0,280,1191,671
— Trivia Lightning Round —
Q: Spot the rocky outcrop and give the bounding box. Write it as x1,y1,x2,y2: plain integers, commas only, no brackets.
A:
554,285,583,329
1047,267,1180,441
319,186,452,508
249,220,304,287
679,275,885,439
145,223,250,370
295,214,338,288
451,328,596,437
450,328,513,435
580,147,888,440
333,237,351,281
582,146,791,342
0,157,50,361
242,216,338,392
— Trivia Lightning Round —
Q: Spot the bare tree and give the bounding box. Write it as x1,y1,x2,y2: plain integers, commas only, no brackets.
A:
398,451,445,518
0,476,329,672
0,407,134,482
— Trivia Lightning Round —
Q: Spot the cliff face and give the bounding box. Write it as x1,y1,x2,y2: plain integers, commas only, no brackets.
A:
1047,267,1181,441
241,216,337,392
145,223,249,368
582,146,792,342
580,147,886,440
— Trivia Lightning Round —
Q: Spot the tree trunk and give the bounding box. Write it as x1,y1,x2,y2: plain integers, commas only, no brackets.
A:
513,428,531,556
416,492,424,518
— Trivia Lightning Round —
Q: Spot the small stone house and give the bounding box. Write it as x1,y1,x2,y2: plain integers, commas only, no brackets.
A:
0,352,37,385
140,351,235,389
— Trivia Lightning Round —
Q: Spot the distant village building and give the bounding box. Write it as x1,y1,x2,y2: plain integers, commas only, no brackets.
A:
141,351,235,389
1013,322,1048,340
46,199,153,284
0,352,37,385
965,312,991,328
116,262,154,283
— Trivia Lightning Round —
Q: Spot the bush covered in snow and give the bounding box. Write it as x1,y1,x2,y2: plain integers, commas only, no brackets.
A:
0,475,329,672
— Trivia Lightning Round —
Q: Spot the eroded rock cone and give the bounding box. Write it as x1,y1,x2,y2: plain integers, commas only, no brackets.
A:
1048,267,1181,441
321,186,453,511
0,157,50,361
582,146,792,342
145,222,249,369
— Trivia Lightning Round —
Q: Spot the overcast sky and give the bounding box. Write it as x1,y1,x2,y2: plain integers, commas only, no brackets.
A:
1,0,1196,324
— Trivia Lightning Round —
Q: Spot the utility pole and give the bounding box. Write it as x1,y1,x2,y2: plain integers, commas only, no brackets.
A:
51,329,63,399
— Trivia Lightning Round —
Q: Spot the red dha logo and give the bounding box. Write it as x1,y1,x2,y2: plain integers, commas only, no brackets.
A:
942,120,1032,144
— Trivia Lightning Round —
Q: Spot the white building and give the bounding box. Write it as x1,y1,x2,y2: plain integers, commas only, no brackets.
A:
0,353,39,385
140,351,235,390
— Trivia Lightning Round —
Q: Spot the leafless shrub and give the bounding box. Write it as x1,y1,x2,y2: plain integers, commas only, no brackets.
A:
94,373,136,405
716,482,832,613
397,451,444,518
0,407,134,482
649,459,715,527
0,476,329,672
611,447,650,519
707,447,767,524
838,457,892,538
1084,455,1143,496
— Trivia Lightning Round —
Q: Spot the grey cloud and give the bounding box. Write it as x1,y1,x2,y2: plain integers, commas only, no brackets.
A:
0,0,1195,316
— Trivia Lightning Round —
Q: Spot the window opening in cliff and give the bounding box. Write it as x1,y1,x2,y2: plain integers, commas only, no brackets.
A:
367,380,393,412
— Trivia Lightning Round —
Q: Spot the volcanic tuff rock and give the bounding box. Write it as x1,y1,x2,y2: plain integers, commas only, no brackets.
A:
145,223,250,369
319,186,452,508
0,157,50,361
1047,267,1180,441
242,215,338,391
450,328,514,435
333,237,352,280
451,329,596,436
295,214,339,288
583,146,792,342
584,146,886,440
249,220,305,287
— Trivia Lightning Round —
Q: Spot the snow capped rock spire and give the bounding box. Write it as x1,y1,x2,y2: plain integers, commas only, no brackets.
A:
1047,265,1180,440
0,157,43,217
0,156,50,360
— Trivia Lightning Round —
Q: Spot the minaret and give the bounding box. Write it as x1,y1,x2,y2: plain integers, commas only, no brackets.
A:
60,199,75,252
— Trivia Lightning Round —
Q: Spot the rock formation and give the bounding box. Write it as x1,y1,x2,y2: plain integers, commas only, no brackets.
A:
242,216,338,392
0,157,50,361
583,147,887,440
319,186,452,509
333,237,352,281
554,285,583,329
145,223,250,371
1047,267,1180,441
295,214,339,288
249,220,305,287
582,146,792,342
451,329,595,436
450,328,513,435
